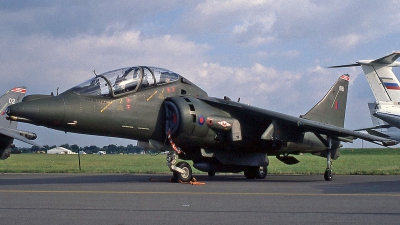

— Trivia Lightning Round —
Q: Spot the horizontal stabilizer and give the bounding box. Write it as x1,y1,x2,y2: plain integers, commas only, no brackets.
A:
363,129,390,138
354,124,392,131
371,52,400,64
328,63,360,68
328,52,400,68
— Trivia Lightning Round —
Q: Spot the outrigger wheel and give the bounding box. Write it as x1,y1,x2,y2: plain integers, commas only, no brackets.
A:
173,161,193,182
324,169,332,181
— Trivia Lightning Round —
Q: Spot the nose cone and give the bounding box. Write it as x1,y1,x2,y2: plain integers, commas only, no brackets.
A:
7,95,65,127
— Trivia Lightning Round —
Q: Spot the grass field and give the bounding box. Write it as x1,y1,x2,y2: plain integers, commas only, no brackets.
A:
1,148,400,175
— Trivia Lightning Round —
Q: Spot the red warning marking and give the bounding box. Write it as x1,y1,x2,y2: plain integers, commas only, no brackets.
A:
11,88,26,93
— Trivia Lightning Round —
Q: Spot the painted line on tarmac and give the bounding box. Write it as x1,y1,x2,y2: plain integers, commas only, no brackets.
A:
1,189,400,197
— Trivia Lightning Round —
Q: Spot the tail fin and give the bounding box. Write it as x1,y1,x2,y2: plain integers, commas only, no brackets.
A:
329,52,400,102
300,74,349,128
0,87,26,129
0,87,27,159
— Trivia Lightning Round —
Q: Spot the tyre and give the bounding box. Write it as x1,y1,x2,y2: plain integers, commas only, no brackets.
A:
208,171,216,177
173,161,192,182
255,165,267,179
324,169,332,181
244,167,256,179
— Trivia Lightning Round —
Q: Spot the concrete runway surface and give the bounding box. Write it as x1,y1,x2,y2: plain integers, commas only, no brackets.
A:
0,173,399,225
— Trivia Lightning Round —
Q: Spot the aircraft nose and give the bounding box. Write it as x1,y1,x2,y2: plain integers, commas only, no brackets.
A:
7,95,65,127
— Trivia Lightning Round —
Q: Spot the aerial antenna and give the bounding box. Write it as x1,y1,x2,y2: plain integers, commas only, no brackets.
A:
57,87,59,96
93,70,98,77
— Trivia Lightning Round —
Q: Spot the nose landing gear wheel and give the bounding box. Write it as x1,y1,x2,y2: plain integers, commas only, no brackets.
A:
208,171,216,177
173,161,193,182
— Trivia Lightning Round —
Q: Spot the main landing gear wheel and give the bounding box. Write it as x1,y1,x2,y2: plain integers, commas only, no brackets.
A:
173,161,193,182
244,166,267,179
324,169,332,181
256,165,267,179
208,171,216,177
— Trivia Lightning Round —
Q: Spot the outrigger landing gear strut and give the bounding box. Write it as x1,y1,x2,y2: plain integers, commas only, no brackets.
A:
166,131,193,182
324,136,333,181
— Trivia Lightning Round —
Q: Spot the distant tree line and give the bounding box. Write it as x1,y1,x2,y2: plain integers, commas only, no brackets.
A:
11,143,145,154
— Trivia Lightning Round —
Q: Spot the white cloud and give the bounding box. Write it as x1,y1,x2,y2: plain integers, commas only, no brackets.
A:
0,29,212,93
195,0,267,16
233,14,276,35
281,50,300,58
193,62,302,107
329,34,363,51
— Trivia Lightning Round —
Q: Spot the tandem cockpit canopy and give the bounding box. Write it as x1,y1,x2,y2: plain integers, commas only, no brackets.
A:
67,66,180,97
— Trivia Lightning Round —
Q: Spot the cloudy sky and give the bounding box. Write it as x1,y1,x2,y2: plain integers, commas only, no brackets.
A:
1,0,400,148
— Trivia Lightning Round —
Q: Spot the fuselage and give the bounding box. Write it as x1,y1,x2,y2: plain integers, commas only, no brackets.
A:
7,66,337,165
7,67,208,143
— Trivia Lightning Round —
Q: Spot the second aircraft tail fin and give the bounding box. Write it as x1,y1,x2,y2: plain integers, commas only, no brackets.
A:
329,52,400,102
300,74,349,128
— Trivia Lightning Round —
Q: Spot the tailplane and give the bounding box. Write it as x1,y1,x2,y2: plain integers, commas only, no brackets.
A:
300,74,349,128
329,52,400,102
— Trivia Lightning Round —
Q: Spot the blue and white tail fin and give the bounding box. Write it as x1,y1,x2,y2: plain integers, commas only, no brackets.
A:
329,52,400,103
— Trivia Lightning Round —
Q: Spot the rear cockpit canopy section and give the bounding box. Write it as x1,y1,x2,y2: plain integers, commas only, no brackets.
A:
67,66,180,97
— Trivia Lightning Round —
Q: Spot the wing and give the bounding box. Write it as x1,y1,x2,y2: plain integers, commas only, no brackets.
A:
199,97,397,146
0,127,42,148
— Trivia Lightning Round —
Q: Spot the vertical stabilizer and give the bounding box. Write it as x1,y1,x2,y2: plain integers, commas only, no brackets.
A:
0,87,26,130
0,87,27,159
361,63,400,102
301,74,349,128
329,52,400,102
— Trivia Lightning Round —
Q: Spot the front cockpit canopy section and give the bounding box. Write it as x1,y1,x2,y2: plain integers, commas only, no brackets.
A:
67,66,180,97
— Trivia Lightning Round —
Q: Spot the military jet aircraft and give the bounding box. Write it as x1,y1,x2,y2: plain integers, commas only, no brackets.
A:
5,67,395,181
330,52,400,141
0,87,41,159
